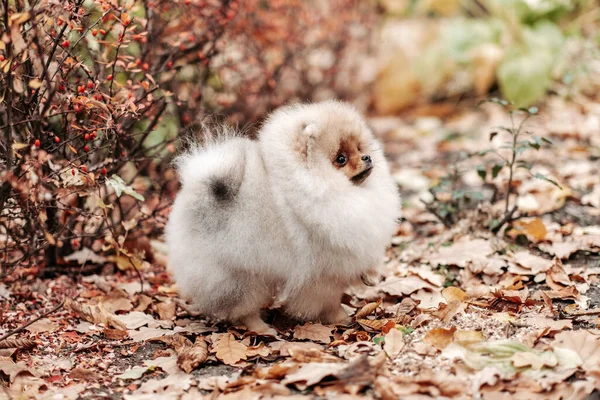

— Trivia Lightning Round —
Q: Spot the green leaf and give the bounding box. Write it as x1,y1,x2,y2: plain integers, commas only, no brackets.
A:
106,175,145,201
528,141,540,150
498,48,553,107
373,336,385,345
541,136,553,145
534,173,562,189
397,326,414,335
477,165,487,181
492,163,503,178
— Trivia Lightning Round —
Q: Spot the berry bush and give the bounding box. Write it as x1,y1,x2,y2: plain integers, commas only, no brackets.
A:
0,0,375,273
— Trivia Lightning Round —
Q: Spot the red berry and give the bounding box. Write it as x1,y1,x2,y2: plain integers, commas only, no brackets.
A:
34,139,41,147
101,167,107,175
87,81,94,89
71,169,75,175
142,63,149,71
92,29,98,36
107,74,113,81
84,145,89,152
61,40,70,48
0,55,5,61
91,132,97,139
77,85,85,94
84,133,90,141
59,84,65,91
54,136,60,143
100,29,106,35
167,61,173,68
72,239,79,247
81,165,87,172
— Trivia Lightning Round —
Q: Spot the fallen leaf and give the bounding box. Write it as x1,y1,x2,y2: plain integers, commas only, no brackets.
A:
423,327,456,351
213,333,247,365
273,341,323,356
354,299,382,319
0,338,36,350
552,331,600,372
453,330,485,344
116,311,172,329
293,323,333,344
155,301,176,321
379,276,437,296
287,347,341,363
508,218,547,242
25,318,59,333
357,318,390,332
510,251,552,274
65,298,126,330
383,327,405,358
442,286,468,302
63,247,107,264
117,366,149,380
511,351,557,370
426,238,494,268
177,337,208,373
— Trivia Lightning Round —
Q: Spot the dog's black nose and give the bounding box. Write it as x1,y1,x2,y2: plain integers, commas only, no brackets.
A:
361,155,371,163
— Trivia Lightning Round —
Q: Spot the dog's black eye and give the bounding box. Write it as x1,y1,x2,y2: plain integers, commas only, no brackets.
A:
335,154,347,166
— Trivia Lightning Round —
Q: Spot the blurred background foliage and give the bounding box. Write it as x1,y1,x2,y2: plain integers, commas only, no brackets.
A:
375,0,600,112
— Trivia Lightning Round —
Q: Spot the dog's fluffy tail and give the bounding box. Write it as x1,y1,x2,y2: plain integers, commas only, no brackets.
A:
174,125,247,203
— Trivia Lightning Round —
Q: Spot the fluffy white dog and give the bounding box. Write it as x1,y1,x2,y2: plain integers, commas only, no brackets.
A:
165,101,400,334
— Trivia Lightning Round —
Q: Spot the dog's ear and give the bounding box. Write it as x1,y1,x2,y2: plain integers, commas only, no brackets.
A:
297,123,318,162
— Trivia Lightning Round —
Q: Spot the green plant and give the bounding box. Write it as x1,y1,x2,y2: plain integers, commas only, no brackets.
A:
423,98,559,235
478,98,560,232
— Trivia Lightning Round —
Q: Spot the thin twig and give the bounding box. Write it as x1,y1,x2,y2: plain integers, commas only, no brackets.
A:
0,300,65,342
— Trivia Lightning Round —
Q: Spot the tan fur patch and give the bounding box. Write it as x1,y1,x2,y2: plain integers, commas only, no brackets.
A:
335,136,368,180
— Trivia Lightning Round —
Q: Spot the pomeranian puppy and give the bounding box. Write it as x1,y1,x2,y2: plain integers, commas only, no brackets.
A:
165,101,400,334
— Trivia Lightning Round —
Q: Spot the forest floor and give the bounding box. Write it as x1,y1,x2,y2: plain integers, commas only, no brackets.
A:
2,97,600,399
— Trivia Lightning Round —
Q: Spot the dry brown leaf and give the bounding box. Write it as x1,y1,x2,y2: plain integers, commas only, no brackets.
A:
245,342,271,359
178,337,208,373
135,294,153,312
426,238,494,268
149,333,192,353
510,251,553,274
0,338,36,350
442,286,468,302
383,327,404,358
508,218,547,243
293,323,333,344
357,318,390,332
423,327,456,351
213,333,247,365
546,259,573,290
65,298,126,330
543,286,579,300
411,288,444,310
354,299,382,319
380,276,437,297
273,341,323,357
287,347,341,363
432,299,466,323
510,351,557,370
552,330,600,372
25,318,59,333
103,327,129,340
156,301,176,321
453,330,485,344
97,296,133,314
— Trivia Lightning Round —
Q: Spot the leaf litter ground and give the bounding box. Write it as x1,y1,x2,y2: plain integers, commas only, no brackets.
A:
1,99,600,399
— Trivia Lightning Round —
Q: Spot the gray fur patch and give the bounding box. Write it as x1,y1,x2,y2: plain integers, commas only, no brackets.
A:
210,178,234,202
